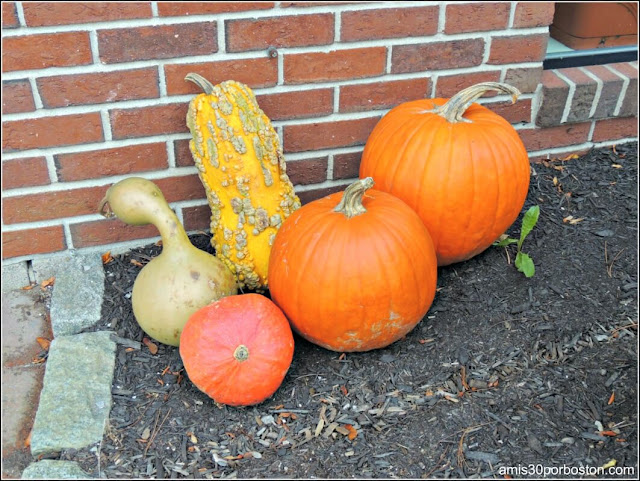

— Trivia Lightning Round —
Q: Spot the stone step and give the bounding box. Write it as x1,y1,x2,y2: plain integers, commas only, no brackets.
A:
30,330,116,457
21,460,90,479
37,252,105,337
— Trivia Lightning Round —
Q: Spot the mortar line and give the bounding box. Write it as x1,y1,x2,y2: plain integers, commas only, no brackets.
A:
604,64,630,117
44,153,59,184
580,66,603,119
508,1,517,28
326,154,334,181
28,77,45,110
100,110,113,141
587,119,597,142
62,221,74,250
89,30,101,65
553,69,576,124
14,1,26,27
166,140,176,168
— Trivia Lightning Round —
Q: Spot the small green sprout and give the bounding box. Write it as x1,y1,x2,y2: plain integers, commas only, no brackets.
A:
493,205,540,278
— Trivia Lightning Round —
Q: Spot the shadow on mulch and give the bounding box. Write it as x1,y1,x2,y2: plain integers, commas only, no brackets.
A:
50,144,637,478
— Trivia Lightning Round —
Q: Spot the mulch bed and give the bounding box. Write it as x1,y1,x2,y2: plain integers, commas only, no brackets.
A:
57,144,636,478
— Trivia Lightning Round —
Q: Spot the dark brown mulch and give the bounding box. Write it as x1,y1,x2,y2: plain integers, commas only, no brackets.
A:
59,144,636,478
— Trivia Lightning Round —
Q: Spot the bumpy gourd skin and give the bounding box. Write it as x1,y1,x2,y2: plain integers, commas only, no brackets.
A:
186,76,301,292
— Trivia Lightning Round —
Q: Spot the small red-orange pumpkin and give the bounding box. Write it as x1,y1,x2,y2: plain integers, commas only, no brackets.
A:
268,178,438,352
360,82,531,266
179,294,294,406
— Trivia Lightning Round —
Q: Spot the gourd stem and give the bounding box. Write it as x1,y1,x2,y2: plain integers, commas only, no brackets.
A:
431,82,521,123
334,177,374,218
233,345,249,362
185,72,216,94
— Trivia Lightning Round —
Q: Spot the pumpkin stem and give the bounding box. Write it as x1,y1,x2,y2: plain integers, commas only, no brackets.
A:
334,177,374,218
185,72,216,95
233,344,249,362
431,82,521,123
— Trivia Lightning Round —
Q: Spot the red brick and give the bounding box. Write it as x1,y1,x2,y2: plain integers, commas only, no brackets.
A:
535,70,570,127
2,32,92,72
445,3,510,33
513,2,555,28
2,80,35,114
488,35,548,64
340,78,430,113
284,116,380,153
2,186,108,224
165,58,278,95
152,175,206,203
609,62,638,81
226,14,334,52
284,47,387,85
2,226,66,259
2,157,50,190
182,204,211,232
392,39,485,74
592,117,638,143
3,113,103,152
504,67,543,94
609,62,638,118
296,184,347,205
286,157,328,185
561,67,598,123
98,22,217,64
256,89,334,121
55,143,168,182
158,2,274,16
70,218,161,248
174,139,194,167
110,104,188,140
483,98,532,124
37,68,159,108
584,65,624,119
341,6,438,42
435,71,501,98
333,151,362,180
518,123,591,152
2,2,18,28
562,67,598,88
22,2,151,26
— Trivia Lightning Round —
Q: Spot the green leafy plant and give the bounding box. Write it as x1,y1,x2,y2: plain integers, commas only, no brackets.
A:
493,205,540,277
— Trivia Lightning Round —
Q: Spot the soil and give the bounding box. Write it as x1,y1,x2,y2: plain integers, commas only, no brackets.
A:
42,144,640,478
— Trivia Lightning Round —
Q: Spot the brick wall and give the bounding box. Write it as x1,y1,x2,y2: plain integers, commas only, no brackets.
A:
1,1,637,262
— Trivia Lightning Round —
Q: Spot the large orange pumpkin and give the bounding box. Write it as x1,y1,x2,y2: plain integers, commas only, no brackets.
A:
179,294,294,406
360,82,530,266
268,178,438,352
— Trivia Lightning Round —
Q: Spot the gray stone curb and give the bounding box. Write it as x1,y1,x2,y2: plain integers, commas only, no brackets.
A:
23,251,115,478
30,331,116,457
47,252,105,337
1,261,31,293
21,460,91,479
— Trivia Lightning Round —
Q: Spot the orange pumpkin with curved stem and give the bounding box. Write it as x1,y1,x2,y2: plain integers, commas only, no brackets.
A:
268,178,438,352
360,82,531,266
179,293,294,406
